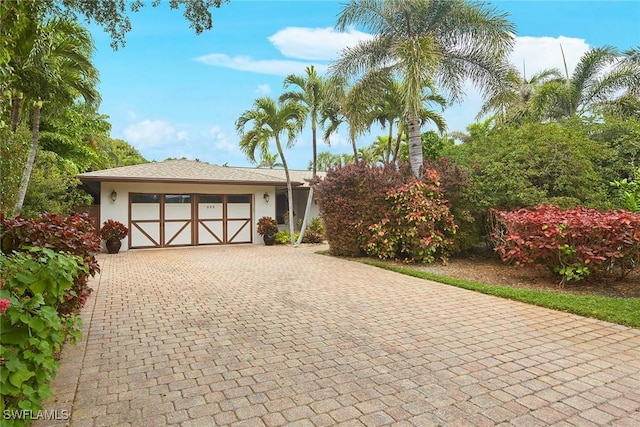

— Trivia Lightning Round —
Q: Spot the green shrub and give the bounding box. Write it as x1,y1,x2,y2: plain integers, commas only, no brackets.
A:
1,248,84,423
611,168,640,213
1,213,100,316
275,230,290,245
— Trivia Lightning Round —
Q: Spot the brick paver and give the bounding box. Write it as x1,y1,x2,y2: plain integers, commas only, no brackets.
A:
35,245,640,426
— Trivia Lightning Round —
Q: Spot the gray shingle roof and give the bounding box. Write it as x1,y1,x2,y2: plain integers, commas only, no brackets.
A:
77,159,322,186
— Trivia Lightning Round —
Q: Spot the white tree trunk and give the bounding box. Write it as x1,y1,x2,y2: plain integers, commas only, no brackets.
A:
294,187,314,247
407,113,423,177
275,136,296,244
13,101,42,216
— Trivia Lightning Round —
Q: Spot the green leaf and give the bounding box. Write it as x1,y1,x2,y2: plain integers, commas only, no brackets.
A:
9,370,35,388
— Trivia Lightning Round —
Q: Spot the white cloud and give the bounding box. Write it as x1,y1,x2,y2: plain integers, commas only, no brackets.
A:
122,119,187,149
194,53,327,76
194,26,373,76
443,35,591,132
209,125,239,154
255,84,271,95
268,26,374,60
510,36,590,78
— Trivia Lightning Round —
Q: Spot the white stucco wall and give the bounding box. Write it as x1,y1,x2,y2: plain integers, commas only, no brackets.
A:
99,182,276,250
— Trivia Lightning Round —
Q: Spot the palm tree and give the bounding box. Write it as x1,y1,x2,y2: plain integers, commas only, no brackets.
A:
236,97,305,244
257,152,283,169
280,65,330,177
332,0,514,177
9,17,99,215
530,46,640,121
320,81,371,163
310,151,344,171
477,66,563,123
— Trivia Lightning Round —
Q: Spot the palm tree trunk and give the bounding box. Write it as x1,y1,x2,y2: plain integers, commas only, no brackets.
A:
351,137,359,163
294,187,314,247
386,122,394,163
407,113,423,177
13,101,42,215
275,136,296,244
311,119,317,177
392,124,403,163
297,119,317,245
11,92,23,132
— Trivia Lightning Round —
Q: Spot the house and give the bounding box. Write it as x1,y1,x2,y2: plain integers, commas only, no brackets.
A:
77,159,322,250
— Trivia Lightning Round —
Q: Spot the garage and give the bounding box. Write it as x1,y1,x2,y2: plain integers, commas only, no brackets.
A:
129,193,253,248
77,159,322,251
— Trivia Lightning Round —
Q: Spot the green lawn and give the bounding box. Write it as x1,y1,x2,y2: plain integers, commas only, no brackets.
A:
362,259,640,328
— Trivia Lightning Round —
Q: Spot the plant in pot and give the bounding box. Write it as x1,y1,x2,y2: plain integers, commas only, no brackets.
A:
100,219,128,254
257,216,278,246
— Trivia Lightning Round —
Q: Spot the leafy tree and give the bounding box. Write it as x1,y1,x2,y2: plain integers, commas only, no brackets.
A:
20,150,92,219
0,0,230,54
445,121,614,214
7,17,99,215
236,98,305,244
332,0,514,177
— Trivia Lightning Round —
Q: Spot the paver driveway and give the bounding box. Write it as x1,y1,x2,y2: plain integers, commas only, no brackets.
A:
37,244,640,426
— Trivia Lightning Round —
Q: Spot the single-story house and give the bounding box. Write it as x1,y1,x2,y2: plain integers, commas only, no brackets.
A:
77,159,323,250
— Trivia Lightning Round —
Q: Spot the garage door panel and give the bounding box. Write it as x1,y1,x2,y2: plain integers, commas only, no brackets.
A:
227,202,251,219
227,219,251,243
198,203,223,220
165,204,191,220
165,221,191,246
131,222,160,247
198,220,223,244
131,203,159,220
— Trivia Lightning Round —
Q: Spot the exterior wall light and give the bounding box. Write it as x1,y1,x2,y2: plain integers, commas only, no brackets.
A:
263,192,270,203
110,190,117,202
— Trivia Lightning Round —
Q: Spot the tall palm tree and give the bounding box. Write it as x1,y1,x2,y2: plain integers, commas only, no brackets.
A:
236,97,305,244
9,17,99,215
530,46,640,121
280,65,329,177
320,80,371,163
332,0,514,177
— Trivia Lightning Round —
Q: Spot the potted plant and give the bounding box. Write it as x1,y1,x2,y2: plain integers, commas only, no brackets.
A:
257,216,278,246
100,219,128,254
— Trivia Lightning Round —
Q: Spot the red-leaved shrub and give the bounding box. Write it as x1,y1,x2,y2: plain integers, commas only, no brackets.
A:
1,212,101,314
365,175,457,263
492,205,640,283
311,162,409,257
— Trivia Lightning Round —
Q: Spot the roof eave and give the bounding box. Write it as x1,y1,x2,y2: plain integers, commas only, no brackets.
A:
76,176,302,187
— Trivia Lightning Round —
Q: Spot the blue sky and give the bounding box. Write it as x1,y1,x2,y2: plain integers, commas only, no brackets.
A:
89,1,640,169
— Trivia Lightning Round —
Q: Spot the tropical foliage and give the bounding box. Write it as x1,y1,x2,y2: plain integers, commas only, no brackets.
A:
236,98,305,244
331,0,515,176
492,205,640,284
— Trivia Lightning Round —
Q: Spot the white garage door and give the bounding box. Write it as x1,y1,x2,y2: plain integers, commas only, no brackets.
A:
129,193,252,248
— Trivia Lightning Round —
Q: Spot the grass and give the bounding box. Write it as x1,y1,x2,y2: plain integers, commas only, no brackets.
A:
361,259,640,328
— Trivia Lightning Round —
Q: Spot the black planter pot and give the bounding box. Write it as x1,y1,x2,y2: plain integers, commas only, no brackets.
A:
106,239,122,254
263,233,276,246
